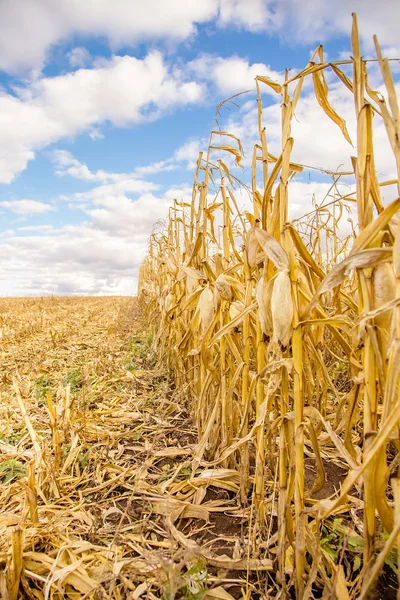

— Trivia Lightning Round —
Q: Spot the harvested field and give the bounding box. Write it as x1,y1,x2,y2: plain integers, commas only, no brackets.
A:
0,296,275,599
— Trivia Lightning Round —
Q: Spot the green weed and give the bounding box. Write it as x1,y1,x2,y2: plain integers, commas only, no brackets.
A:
35,375,55,401
0,459,26,484
63,368,83,392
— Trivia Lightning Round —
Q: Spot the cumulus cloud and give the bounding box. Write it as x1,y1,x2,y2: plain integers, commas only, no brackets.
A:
218,0,282,32
0,150,194,295
53,146,201,183
88,128,104,140
73,178,159,203
0,52,204,183
0,183,192,296
189,55,283,96
67,47,92,68
0,225,141,295
0,199,55,216
53,150,177,194
217,0,400,51
0,0,398,75
86,187,192,236
18,225,57,232
173,138,206,170
0,134,197,296
0,0,217,74
134,161,177,176
53,150,103,181
273,0,400,49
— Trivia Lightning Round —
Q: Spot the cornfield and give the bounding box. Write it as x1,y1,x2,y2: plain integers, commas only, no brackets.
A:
139,15,400,598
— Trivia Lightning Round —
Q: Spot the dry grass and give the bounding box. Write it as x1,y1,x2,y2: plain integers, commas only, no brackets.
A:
139,15,400,599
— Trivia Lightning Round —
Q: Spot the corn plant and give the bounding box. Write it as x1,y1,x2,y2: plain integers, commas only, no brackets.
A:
139,15,400,598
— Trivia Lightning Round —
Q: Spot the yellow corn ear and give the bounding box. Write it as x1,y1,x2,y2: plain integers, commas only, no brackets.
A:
215,274,233,301
374,262,396,357
162,255,178,275
271,270,293,347
213,287,221,311
255,271,273,336
246,226,261,268
186,275,198,295
393,227,400,278
164,291,175,314
199,286,215,331
229,301,245,320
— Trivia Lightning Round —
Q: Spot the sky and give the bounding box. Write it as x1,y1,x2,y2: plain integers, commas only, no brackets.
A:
0,0,399,296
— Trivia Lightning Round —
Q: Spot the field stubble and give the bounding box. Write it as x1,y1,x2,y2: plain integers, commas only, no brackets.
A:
0,296,276,600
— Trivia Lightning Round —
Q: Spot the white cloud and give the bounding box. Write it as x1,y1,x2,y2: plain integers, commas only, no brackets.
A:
134,160,177,175
382,47,400,62
289,82,397,181
280,0,400,49
0,1,398,76
173,138,206,170
218,0,400,51
53,149,173,191
86,188,191,236
0,184,192,296
53,150,101,181
0,52,204,183
0,139,195,296
18,225,56,232
217,0,282,32
0,199,55,216
189,54,283,96
287,180,349,220
0,147,35,185
0,225,141,295
67,47,92,68
0,0,217,74
0,11,396,187
0,229,14,238
88,127,104,140
53,146,200,183
74,178,159,203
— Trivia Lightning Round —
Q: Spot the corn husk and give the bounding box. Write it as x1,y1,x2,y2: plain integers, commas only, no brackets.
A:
271,270,293,347
215,274,233,301
199,286,215,331
246,227,261,268
255,271,273,336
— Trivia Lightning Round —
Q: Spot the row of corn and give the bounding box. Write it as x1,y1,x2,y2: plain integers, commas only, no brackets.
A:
139,15,400,598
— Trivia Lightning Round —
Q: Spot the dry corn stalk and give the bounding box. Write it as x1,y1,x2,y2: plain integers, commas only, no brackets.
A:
139,15,400,597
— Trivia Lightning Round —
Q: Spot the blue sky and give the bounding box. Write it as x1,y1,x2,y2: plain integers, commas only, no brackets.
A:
0,0,399,295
